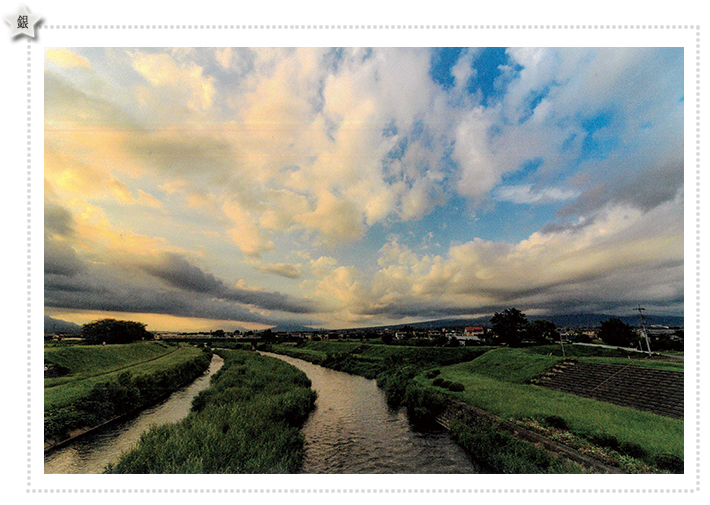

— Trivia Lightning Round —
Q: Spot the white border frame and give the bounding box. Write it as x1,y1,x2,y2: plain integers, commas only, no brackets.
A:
1,1,704,503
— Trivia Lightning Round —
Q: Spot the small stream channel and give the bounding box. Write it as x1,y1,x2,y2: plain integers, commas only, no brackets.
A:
44,350,478,474
262,352,479,473
44,354,224,474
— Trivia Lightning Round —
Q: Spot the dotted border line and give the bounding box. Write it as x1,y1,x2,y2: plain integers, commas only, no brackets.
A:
696,27,702,493
27,25,700,493
26,39,32,490
22,489,700,494
41,24,699,29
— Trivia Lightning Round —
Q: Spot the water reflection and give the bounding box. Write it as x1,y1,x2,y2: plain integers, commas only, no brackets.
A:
262,352,478,474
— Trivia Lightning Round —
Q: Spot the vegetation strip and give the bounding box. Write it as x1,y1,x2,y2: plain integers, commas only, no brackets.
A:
106,350,317,473
266,340,683,473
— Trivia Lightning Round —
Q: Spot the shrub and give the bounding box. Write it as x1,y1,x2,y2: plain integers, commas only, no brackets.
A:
544,415,568,430
403,383,447,425
653,453,684,473
589,433,620,451
426,369,441,379
432,377,444,387
447,382,465,392
619,441,647,459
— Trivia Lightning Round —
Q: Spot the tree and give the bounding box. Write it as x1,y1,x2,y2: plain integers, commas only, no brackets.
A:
82,318,151,345
527,320,560,345
260,329,277,343
490,308,529,347
598,318,637,347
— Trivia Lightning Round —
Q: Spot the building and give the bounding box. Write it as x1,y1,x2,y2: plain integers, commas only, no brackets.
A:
464,326,485,337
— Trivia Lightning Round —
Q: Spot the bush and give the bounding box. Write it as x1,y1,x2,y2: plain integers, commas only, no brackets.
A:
544,415,568,430
589,433,620,451
432,377,444,387
653,453,684,473
403,383,447,425
426,369,441,379
619,441,647,459
447,382,465,392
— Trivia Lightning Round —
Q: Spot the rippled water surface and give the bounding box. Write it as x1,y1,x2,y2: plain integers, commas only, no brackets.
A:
44,354,224,474
262,352,479,474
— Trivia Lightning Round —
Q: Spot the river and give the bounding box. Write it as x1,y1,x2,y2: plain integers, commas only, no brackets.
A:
261,352,479,473
44,350,478,474
43,353,224,474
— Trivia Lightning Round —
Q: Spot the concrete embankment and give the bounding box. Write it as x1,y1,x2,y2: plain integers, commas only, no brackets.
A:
436,399,623,474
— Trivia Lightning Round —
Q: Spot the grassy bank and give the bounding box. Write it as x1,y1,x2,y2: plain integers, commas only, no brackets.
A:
106,350,316,473
416,347,683,467
45,342,212,443
268,341,683,473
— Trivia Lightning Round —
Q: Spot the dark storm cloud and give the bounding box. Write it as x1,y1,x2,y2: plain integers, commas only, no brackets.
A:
45,203,76,238
557,161,683,221
138,253,317,314
44,278,275,325
44,240,85,277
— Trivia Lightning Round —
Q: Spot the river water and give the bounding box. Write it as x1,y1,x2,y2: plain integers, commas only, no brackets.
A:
44,351,478,474
262,352,478,474
44,354,224,474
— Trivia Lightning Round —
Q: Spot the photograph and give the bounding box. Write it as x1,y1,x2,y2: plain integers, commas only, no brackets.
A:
42,46,684,475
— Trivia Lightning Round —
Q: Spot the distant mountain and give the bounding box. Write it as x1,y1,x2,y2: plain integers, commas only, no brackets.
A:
528,313,684,328
44,315,82,334
356,313,684,331
270,322,312,332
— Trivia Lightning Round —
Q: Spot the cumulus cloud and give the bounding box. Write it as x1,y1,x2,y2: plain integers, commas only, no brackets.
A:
46,48,91,68
44,47,684,327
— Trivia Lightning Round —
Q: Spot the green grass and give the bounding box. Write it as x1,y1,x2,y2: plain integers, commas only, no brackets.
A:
45,343,204,411
452,348,563,383
574,356,684,372
106,350,316,473
44,342,212,442
418,348,683,460
45,341,176,387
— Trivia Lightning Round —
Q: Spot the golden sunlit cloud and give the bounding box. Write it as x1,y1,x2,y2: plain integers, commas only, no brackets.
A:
46,48,91,68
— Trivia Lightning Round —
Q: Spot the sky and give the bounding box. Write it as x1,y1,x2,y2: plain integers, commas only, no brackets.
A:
44,47,684,331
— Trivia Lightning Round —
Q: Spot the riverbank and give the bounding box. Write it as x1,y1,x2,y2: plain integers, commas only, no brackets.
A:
106,350,317,473
265,341,683,473
45,342,212,448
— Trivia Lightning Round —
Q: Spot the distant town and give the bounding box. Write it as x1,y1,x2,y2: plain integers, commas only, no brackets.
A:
46,316,684,353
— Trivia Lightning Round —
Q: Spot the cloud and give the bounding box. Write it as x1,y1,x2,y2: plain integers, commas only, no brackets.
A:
131,51,215,112
43,47,684,327
494,184,579,205
252,261,302,279
138,253,315,314
46,48,91,68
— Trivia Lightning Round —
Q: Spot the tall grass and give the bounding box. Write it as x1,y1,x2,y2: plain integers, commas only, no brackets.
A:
106,350,317,473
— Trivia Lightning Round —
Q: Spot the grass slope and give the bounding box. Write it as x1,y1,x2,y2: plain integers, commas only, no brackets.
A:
45,343,204,411
421,348,683,460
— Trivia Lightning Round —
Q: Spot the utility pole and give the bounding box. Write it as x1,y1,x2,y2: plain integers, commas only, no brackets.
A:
635,305,652,357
